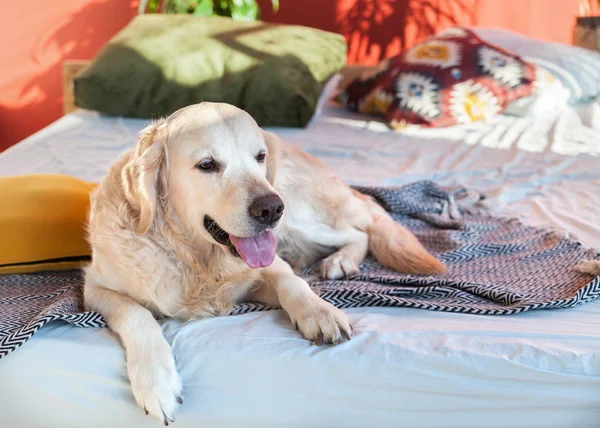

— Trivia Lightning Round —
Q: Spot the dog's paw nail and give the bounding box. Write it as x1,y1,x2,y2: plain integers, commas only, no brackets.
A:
144,407,149,415
294,321,299,331
163,413,174,426
176,395,183,404
341,327,351,341
315,332,324,346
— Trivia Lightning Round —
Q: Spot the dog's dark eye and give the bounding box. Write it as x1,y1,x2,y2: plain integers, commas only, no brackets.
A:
256,152,267,163
196,158,218,172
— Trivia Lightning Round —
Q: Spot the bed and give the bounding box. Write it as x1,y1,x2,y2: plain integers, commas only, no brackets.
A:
0,75,599,428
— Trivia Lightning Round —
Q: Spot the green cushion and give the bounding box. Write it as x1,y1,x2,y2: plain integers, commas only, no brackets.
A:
74,15,347,127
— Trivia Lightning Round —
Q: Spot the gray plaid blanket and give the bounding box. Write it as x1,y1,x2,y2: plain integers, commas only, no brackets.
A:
1,181,599,359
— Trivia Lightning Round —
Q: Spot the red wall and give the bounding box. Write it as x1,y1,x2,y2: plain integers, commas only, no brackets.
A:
0,0,138,152
0,0,580,152
261,0,579,64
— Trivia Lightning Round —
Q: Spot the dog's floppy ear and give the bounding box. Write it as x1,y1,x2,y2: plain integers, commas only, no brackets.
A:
262,131,280,186
122,119,167,234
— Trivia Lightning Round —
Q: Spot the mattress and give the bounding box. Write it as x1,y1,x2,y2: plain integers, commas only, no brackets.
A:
1,77,600,428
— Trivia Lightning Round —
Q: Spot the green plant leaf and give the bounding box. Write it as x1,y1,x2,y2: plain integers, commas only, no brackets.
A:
228,0,259,21
193,0,215,16
167,0,190,14
159,0,272,20
146,0,161,13
213,0,231,17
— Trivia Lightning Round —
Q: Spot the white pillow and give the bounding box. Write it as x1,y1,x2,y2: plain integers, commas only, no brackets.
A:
503,68,570,118
472,27,600,105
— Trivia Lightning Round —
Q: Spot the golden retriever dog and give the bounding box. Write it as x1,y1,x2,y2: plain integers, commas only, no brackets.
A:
84,102,445,424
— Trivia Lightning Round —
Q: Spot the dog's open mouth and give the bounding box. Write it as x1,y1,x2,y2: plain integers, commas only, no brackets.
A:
203,216,276,269
203,216,239,257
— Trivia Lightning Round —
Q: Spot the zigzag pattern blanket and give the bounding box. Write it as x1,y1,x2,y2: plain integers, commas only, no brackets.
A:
1,181,599,359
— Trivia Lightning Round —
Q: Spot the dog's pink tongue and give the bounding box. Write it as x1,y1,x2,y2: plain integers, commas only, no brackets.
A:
229,231,276,269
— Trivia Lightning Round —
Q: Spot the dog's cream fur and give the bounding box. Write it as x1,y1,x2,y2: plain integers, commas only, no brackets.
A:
84,103,445,424
573,260,600,276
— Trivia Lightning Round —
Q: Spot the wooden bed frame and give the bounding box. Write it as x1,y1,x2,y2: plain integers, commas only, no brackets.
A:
62,60,91,115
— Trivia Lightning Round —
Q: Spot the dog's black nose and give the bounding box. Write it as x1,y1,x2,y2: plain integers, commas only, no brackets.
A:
249,194,284,225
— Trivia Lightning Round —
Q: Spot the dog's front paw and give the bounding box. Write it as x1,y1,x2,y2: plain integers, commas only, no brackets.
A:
320,252,360,280
128,340,183,425
291,298,352,345
573,259,600,276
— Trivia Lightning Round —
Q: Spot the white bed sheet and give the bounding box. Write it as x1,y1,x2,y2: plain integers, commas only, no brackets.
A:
1,79,600,428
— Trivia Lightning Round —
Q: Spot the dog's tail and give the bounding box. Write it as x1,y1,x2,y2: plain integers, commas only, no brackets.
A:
364,197,446,275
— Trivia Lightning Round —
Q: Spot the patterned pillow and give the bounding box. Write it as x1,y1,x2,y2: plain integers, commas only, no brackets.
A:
341,27,537,129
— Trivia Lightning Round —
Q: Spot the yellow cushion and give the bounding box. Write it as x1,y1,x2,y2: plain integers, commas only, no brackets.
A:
0,174,97,275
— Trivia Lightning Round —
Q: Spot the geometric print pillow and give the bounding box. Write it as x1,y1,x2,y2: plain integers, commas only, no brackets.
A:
340,27,537,129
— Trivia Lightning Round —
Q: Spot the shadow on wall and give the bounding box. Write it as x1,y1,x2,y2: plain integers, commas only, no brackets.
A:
260,0,479,65
338,0,479,64
0,0,136,151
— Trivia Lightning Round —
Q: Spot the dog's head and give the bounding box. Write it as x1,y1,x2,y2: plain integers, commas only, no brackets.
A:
121,102,283,268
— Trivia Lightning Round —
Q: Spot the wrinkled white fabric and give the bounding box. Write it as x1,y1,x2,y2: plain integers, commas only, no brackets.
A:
1,78,599,427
